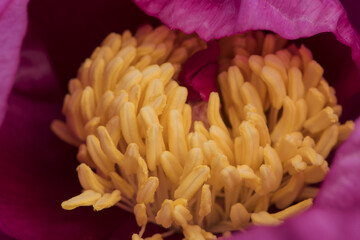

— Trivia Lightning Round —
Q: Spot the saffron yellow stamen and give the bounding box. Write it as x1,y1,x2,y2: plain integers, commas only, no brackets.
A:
52,25,354,239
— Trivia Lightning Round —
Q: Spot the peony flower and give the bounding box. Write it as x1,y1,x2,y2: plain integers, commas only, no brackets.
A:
0,0,359,239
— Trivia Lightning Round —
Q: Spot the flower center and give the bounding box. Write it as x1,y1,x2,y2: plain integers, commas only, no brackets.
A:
51,25,354,240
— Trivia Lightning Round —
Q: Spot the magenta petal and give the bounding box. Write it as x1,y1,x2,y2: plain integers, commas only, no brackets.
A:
179,41,219,101
0,0,28,126
135,0,360,67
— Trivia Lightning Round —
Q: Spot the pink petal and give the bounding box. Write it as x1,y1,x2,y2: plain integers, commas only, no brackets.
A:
135,0,360,67
0,0,28,126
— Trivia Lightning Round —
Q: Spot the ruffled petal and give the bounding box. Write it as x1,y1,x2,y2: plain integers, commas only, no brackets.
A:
135,0,360,67
0,0,28,126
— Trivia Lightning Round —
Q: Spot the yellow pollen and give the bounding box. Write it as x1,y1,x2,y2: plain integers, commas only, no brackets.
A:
52,25,354,239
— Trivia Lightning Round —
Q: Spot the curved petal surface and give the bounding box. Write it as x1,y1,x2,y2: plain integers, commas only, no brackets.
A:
135,0,360,68
0,0,28,126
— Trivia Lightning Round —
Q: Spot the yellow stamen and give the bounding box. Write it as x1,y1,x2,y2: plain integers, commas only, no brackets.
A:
53,26,353,240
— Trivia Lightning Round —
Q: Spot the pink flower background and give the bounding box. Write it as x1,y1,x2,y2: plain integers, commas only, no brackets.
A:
0,0,359,239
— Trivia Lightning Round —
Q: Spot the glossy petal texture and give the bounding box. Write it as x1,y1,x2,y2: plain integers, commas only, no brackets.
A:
0,0,28,126
179,41,220,101
135,0,360,67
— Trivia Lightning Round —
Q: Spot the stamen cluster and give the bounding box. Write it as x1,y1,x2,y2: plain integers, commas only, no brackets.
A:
52,25,354,240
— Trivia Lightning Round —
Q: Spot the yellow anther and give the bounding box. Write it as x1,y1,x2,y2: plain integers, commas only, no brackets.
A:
62,190,102,210
101,33,121,53
230,203,250,229
294,99,308,131
77,163,112,194
103,57,124,91
304,161,329,184
120,102,145,155
338,121,355,142
263,145,283,187
306,88,326,117
203,140,225,166
156,199,174,228
134,203,148,226
303,107,339,134
284,155,307,175
128,84,142,110
168,47,188,64
272,198,313,220
89,57,105,101
105,116,122,145
137,177,159,204
210,126,234,165
123,143,141,174
275,49,291,68
174,165,210,200
262,34,276,56
93,190,121,211
287,67,304,101
116,46,136,70
181,148,204,181
207,92,229,134
240,82,265,119
183,224,215,240
51,120,81,147
109,172,134,199
160,151,183,185
303,60,324,90
226,66,245,111
68,79,82,94
80,86,96,122
159,63,175,85
183,104,192,135
78,58,92,86
248,55,264,75
194,121,210,139
264,54,288,85
297,146,324,166
271,97,296,143
210,154,230,190
271,173,304,209
173,204,193,227
86,135,114,174
315,124,339,158
168,110,188,166
188,132,207,149
84,116,101,136
77,144,96,168
146,123,164,171
232,55,251,81
250,74,268,108
257,164,277,194
261,66,286,109
299,44,313,66
95,90,114,121
136,156,149,187
97,126,124,165
246,112,271,146
251,211,282,226
238,121,261,170
199,184,212,218
297,187,319,201
115,68,142,92
66,89,85,140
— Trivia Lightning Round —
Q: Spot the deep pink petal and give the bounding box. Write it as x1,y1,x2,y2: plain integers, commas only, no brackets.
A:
0,0,28,126
179,41,220,101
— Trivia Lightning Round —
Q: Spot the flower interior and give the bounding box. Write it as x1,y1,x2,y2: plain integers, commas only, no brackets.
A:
51,25,354,240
